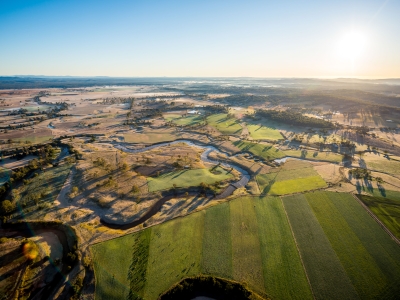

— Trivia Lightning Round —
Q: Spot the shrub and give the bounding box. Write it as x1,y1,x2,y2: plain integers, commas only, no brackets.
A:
1,200,15,215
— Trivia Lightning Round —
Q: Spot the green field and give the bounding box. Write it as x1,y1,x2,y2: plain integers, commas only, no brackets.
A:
283,191,400,300
147,167,233,192
367,159,400,176
124,132,178,143
233,140,285,160
254,196,313,300
256,167,327,195
206,114,242,135
246,124,283,141
283,149,343,163
92,196,313,299
164,113,203,126
92,192,400,299
357,194,400,240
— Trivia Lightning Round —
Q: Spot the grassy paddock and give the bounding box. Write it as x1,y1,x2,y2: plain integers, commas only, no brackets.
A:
335,193,400,296
143,212,205,299
283,149,343,163
254,196,313,300
230,197,265,294
147,167,233,192
91,234,138,300
256,168,327,195
233,140,285,160
91,193,400,300
282,194,358,300
164,113,203,126
246,124,283,141
207,114,242,135
201,202,232,278
357,194,400,240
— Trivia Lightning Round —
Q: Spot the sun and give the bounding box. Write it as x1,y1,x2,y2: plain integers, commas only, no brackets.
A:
336,30,367,61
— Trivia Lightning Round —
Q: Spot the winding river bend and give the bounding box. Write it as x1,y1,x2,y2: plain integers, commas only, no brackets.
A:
113,139,251,189
102,140,251,229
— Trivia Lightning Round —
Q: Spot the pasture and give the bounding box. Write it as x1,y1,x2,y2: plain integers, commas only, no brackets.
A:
147,167,233,192
256,167,327,195
92,192,400,300
233,140,285,160
283,149,343,163
206,114,242,135
283,191,400,300
357,193,400,240
164,113,203,126
91,196,311,300
246,124,283,141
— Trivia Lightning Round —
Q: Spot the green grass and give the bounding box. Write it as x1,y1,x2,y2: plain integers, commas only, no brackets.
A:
246,124,283,140
124,132,178,143
254,196,313,300
201,202,233,278
19,164,71,205
91,193,400,300
357,193,400,245
164,113,204,126
229,197,265,294
91,233,139,300
233,140,285,160
306,192,386,299
283,149,343,163
367,160,400,176
143,211,205,299
328,193,400,299
207,113,242,135
147,167,233,192
257,168,327,195
282,194,359,300
365,189,400,201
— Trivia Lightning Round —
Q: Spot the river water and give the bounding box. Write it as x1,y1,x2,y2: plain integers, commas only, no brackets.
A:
113,139,250,187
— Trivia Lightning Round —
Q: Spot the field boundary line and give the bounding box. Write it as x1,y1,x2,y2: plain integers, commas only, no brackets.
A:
350,193,400,247
279,196,316,300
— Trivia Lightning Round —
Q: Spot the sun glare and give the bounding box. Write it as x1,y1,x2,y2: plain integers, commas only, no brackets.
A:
336,30,367,61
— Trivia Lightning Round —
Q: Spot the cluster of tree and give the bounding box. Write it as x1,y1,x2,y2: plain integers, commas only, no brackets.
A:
255,109,334,128
349,168,371,180
1,144,57,162
100,97,134,105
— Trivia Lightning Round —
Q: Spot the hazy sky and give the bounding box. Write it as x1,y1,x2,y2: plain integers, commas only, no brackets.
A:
0,0,399,78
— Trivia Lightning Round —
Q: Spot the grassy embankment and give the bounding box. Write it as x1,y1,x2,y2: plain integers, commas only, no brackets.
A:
246,124,283,141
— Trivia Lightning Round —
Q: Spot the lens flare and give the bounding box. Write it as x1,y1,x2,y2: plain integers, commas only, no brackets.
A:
336,30,367,60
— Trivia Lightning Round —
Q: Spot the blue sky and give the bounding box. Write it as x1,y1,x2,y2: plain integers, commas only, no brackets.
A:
0,0,399,77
